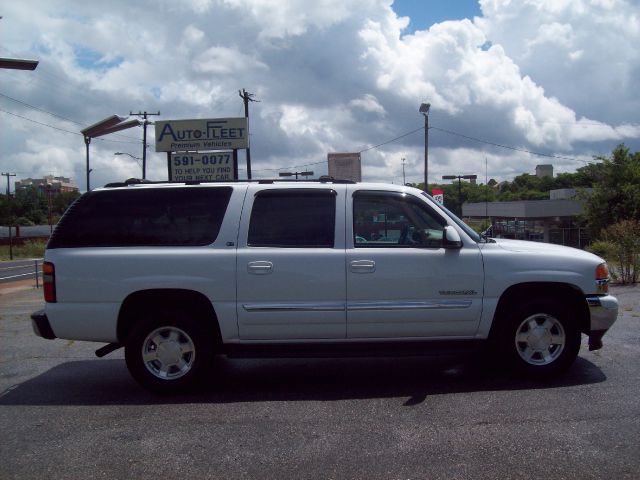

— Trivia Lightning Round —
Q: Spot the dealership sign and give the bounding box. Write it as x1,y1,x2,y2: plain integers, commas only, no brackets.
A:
432,188,444,204
169,152,236,181
155,117,248,152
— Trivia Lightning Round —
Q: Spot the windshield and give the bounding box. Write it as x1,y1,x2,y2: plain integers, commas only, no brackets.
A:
420,192,482,243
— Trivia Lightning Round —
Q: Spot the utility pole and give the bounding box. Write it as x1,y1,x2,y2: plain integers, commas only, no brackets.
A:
84,136,91,191
130,111,160,179
2,172,16,260
239,89,259,179
442,174,477,217
401,158,406,185
419,103,431,193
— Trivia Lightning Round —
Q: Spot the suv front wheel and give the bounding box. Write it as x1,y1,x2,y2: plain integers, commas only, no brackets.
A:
125,309,213,392
500,299,581,378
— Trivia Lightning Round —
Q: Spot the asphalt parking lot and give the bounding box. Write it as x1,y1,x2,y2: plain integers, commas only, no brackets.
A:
1,284,639,479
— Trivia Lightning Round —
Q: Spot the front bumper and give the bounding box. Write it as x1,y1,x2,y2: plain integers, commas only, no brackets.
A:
30,310,57,340
586,295,618,351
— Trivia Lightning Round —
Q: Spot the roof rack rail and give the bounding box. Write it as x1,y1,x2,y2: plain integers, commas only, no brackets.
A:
103,177,357,188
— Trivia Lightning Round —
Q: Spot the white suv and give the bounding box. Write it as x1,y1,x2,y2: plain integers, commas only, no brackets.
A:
31,179,618,392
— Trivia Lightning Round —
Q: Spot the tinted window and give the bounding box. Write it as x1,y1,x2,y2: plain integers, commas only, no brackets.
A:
421,192,481,242
248,189,336,247
48,187,232,248
353,191,446,248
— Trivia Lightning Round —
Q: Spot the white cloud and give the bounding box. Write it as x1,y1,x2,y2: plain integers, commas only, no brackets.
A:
526,22,575,51
476,0,640,123
219,0,374,39
0,0,638,193
179,25,206,53
350,94,386,116
360,5,640,154
193,46,268,74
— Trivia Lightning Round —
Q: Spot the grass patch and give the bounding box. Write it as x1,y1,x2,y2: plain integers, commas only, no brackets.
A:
0,240,47,260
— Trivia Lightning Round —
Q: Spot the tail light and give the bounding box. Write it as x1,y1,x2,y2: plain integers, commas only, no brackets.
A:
595,263,609,294
43,262,57,303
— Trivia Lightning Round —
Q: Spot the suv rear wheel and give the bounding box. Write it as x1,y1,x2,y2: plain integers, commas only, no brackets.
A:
125,309,214,392
500,298,581,378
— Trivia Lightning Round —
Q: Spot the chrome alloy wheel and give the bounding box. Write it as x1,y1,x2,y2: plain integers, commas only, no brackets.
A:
515,313,566,366
141,326,196,380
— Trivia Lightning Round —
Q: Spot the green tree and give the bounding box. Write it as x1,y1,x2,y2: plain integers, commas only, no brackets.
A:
603,220,640,284
0,187,80,226
581,144,640,236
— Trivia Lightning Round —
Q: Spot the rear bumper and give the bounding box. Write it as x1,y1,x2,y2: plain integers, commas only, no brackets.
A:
586,295,618,351
30,310,57,340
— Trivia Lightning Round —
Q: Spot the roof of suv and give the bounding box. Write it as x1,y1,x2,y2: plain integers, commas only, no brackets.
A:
102,177,357,189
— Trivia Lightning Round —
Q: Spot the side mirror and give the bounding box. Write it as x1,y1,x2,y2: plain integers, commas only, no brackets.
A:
443,226,463,249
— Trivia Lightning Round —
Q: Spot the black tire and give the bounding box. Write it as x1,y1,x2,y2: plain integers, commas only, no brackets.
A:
499,298,581,378
125,309,214,393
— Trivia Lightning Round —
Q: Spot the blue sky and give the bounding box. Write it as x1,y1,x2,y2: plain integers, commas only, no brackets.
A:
392,0,482,32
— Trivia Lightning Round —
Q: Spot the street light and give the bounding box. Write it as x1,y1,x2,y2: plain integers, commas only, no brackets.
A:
442,174,477,217
279,171,314,180
81,116,141,191
419,102,430,193
0,57,39,70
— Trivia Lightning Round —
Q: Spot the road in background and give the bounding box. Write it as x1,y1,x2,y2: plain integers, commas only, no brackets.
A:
0,260,42,285
1,285,639,479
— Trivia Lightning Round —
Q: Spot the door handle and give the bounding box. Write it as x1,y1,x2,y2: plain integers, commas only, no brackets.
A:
248,261,273,274
350,260,376,273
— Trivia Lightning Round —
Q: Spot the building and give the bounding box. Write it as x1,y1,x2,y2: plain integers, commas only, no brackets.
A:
15,176,78,196
463,189,591,248
535,164,554,178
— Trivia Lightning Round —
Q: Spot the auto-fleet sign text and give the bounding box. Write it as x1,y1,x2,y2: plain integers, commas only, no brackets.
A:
155,118,248,152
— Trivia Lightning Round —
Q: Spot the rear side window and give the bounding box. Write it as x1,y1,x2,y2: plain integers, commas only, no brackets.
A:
248,189,336,247
48,187,232,248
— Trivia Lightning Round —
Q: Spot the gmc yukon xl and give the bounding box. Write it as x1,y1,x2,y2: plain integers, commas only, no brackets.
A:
31,179,619,391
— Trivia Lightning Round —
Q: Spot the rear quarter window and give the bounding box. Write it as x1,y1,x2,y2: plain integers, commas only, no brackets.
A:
48,187,232,248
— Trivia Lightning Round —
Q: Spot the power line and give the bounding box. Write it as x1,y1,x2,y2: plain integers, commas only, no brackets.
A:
0,108,81,136
356,123,591,164
0,108,140,144
0,91,141,142
430,126,591,163
255,122,594,173
358,127,424,153
0,92,79,125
